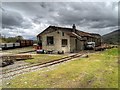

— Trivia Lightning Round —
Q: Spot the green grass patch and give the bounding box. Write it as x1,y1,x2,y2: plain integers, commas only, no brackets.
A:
24,54,66,64
2,46,34,54
3,48,118,88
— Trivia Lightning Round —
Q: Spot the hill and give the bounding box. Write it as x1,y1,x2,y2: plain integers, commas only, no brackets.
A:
102,29,120,45
29,37,37,40
0,38,6,43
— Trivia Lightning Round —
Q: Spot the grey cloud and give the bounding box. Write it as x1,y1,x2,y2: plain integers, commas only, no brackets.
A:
1,2,118,38
2,10,24,28
2,2,52,18
53,2,118,29
2,9,32,29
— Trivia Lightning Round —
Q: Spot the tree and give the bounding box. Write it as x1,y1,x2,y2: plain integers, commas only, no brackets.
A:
15,36,24,40
0,36,24,43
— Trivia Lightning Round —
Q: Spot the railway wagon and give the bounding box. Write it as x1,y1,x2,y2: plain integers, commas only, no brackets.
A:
18,40,26,47
26,40,33,46
0,40,33,50
0,43,20,50
14,43,20,48
16,40,33,47
0,43,14,49
6,43,14,48
0,43,6,49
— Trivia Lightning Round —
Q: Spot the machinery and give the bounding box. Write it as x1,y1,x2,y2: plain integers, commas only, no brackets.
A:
85,42,95,50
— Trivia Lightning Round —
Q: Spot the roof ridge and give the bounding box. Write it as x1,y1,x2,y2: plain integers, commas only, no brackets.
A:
37,25,101,37
50,25,92,34
49,25,73,30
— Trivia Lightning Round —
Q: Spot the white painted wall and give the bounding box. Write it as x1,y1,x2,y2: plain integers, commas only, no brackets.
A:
41,30,70,53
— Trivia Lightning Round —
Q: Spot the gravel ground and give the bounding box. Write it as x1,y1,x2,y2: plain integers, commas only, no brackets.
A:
2,61,29,72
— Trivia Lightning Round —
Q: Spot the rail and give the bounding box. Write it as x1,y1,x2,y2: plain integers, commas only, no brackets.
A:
1,53,85,79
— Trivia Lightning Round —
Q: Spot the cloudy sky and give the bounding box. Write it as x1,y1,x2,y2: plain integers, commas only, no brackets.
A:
0,1,118,39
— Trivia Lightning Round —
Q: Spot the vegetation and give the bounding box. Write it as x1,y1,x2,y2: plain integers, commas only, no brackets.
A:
0,39,2,43
25,54,66,64
0,35,37,43
102,29,120,45
0,37,6,43
2,46,34,54
3,48,118,88
0,35,24,43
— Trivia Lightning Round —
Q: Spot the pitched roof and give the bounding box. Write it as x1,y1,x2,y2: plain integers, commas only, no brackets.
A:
37,26,100,39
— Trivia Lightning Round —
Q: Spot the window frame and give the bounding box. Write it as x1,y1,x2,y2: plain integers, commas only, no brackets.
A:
62,32,64,36
47,36,54,45
61,39,68,47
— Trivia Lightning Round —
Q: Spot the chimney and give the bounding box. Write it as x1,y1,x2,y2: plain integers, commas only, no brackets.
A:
72,24,76,32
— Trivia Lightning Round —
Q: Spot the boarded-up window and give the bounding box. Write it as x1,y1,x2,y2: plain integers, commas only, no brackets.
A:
47,36,54,45
62,39,67,47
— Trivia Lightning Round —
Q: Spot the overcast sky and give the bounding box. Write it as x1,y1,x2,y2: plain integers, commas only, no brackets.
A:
0,1,118,39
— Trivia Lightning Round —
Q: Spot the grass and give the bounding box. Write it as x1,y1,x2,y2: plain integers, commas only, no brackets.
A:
24,54,66,64
0,39,6,43
3,48,118,88
0,39,2,43
2,46,35,54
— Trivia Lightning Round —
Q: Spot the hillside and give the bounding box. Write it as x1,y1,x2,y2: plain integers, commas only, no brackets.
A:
29,37,37,40
0,38,6,43
102,29,120,44
0,39,2,43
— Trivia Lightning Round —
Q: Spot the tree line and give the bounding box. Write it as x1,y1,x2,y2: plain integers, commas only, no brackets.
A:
0,35,24,43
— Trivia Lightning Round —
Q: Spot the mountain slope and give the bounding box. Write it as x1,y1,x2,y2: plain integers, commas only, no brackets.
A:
29,37,37,40
102,29,120,45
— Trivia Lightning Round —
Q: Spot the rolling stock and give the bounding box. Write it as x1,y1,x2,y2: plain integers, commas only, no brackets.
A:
0,40,33,50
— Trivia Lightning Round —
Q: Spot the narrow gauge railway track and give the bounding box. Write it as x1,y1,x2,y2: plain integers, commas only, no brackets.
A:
2,50,35,54
1,53,84,79
18,50,35,54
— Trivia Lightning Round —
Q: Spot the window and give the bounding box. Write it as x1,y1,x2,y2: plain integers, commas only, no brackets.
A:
47,36,54,45
62,39,67,47
62,32,64,36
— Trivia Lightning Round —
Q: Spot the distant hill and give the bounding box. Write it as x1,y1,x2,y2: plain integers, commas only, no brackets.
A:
29,37,37,40
102,29,120,45
0,39,2,43
0,38,6,43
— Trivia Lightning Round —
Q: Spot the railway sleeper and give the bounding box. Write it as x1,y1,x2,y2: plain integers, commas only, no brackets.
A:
0,55,32,67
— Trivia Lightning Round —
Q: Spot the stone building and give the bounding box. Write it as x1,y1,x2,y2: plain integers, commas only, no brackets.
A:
37,24,101,53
